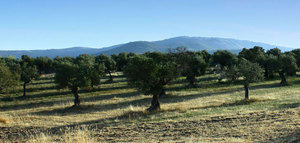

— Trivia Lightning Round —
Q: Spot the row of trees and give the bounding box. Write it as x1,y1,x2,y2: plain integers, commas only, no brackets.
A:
0,54,117,99
0,47,299,111
125,47,299,111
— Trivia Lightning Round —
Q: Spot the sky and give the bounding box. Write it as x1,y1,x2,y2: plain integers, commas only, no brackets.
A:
0,0,299,50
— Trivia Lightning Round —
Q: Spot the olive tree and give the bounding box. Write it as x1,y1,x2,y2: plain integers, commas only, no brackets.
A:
212,50,238,70
124,54,179,111
0,63,19,93
76,54,106,88
34,56,54,74
291,49,300,69
20,55,39,97
238,46,265,64
276,53,298,85
115,52,128,71
237,59,264,99
224,59,264,99
172,50,208,87
55,55,106,106
95,54,116,82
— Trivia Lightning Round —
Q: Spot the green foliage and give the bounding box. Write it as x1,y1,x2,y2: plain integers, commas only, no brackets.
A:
278,53,298,76
0,63,19,93
237,58,264,85
224,59,264,85
266,48,282,57
212,50,238,69
20,56,39,97
124,54,179,111
55,62,89,90
264,51,298,84
263,54,278,78
95,54,116,81
114,52,128,71
53,56,75,69
1,56,21,75
238,46,265,65
196,50,211,64
125,55,177,95
223,58,264,99
223,65,240,82
172,50,208,87
75,54,105,88
20,59,39,84
55,54,106,106
34,56,54,74
291,49,300,68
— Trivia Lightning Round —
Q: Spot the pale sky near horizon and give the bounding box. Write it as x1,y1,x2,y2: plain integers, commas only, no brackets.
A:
0,0,299,50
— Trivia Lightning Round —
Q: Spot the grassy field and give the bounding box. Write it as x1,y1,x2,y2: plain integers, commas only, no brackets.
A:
0,73,299,142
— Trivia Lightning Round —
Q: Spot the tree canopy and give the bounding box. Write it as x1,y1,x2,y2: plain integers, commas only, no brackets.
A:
124,54,179,111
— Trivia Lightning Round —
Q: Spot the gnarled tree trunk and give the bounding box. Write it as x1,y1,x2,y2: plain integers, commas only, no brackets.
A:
187,75,197,88
72,87,80,106
244,84,249,100
147,94,160,112
279,72,287,85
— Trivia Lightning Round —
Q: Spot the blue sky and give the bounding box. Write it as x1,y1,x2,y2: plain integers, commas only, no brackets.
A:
0,0,299,50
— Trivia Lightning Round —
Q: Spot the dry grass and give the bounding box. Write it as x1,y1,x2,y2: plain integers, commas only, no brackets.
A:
0,117,9,124
26,126,97,143
0,73,299,142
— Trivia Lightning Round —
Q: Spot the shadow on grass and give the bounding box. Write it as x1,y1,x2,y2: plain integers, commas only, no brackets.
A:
31,88,238,116
31,96,149,116
190,98,269,111
0,90,70,102
0,90,140,112
277,102,300,109
292,79,300,85
268,128,300,143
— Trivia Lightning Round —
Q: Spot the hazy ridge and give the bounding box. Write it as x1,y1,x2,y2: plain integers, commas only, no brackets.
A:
0,36,293,58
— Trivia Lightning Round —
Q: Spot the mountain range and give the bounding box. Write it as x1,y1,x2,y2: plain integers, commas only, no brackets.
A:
0,36,295,58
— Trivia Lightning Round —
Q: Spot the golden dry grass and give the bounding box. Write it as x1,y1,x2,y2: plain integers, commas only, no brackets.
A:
0,73,299,142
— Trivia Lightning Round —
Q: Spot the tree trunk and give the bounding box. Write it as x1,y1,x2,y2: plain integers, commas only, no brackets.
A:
72,87,80,106
108,72,113,82
147,94,160,112
159,88,166,98
187,75,197,88
23,82,27,97
244,84,249,100
264,67,269,79
279,72,287,85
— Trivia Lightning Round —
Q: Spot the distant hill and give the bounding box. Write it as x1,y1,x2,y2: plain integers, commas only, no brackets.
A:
0,47,101,58
0,36,294,58
99,36,294,55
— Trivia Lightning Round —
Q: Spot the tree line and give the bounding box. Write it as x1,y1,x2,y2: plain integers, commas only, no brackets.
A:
0,47,299,111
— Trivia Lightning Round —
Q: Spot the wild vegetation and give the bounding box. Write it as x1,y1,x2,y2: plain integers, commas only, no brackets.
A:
0,47,299,142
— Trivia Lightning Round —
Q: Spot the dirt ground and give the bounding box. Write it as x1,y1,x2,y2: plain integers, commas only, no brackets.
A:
1,108,299,142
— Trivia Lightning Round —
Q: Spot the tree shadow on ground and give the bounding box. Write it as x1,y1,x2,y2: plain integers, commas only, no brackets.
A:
190,98,269,110
31,87,240,116
0,90,70,102
277,102,300,109
292,79,300,85
268,129,300,143
31,95,148,116
0,90,140,112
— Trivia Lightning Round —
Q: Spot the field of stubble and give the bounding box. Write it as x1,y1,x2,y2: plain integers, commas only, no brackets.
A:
0,73,299,142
